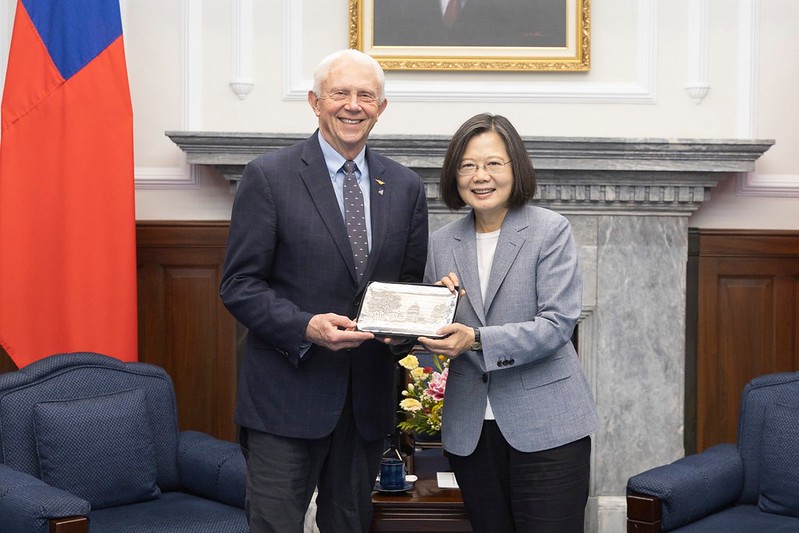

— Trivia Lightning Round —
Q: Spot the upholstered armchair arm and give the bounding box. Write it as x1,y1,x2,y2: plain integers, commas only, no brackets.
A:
0,464,90,533
177,430,246,508
626,444,744,532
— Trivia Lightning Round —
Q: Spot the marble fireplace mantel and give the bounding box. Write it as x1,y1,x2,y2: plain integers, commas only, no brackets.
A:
167,132,772,533
166,132,772,216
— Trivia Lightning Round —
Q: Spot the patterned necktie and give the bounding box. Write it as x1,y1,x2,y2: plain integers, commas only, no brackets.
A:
342,160,368,279
444,0,460,27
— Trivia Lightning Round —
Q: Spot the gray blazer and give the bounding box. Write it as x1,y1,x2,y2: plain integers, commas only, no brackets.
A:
425,205,599,456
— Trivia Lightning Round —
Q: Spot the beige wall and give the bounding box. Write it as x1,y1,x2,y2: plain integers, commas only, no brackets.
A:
2,0,796,227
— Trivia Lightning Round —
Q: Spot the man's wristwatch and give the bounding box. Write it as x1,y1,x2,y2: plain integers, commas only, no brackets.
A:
470,327,482,351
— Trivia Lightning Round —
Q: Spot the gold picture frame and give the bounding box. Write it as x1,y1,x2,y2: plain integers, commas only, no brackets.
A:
349,0,590,72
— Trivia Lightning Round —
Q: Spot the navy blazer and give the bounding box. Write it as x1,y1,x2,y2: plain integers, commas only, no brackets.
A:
220,132,428,442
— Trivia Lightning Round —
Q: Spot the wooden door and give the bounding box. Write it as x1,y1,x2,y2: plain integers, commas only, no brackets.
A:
136,221,239,441
690,230,799,452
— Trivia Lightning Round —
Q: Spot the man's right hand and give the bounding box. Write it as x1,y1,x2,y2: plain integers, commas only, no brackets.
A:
305,313,375,351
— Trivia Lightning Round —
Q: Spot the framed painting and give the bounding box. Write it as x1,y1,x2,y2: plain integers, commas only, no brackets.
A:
349,0,590,71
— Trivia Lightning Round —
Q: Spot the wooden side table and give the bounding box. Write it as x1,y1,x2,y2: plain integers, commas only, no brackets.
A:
371,448,472,532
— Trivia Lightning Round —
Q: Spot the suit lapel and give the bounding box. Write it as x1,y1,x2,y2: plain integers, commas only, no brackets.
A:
483,208,527,313
452,213,486,324
453,209,529,322
360,149,388,289
299,135,359,282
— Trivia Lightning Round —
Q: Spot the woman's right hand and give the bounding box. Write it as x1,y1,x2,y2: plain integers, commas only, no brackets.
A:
436,271,464,297
418,322,474,359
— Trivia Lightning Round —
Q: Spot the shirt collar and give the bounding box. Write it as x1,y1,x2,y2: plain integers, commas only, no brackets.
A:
440,0,466,15
317,132,367,180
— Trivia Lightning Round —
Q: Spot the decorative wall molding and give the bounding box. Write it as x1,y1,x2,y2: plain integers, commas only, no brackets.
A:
230,0,254,100
135,0,200,189
134,166,200,190
737,0,759,138
579,307,599,495
734,0,799,195
685,0,709,103
182,0,202,132
737,172,799,197
165,131,773,215
0,0,11,88
282,0,658,104
119,0,129,27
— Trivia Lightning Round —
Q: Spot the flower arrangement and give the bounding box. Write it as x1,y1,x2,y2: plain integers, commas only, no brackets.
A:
396,352,449,436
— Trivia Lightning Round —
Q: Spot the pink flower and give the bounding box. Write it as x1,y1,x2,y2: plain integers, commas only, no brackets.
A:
424,368,448,401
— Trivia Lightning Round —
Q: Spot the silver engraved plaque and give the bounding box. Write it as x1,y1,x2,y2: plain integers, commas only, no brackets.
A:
356,281,460,338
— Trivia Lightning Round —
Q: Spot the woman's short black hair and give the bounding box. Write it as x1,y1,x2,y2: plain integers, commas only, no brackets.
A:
439,113,537,210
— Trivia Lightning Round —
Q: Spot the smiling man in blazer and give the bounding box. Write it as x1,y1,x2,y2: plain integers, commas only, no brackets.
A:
220,49,428,532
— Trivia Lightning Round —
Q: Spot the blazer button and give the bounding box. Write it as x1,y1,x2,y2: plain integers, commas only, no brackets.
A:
481,373,488,383
508,358,515,365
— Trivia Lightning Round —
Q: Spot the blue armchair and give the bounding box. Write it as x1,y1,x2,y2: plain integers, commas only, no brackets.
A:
626,371,799,532
0,352,247,533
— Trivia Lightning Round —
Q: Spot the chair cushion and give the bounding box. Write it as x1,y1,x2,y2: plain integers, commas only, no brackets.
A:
88,491,247,532
672,504,799,532
757,402,799,518
33,388,161,509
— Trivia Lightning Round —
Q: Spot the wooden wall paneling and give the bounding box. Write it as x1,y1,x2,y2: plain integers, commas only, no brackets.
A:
0,346,17,373
692,230,799,452
136,222,238,442
684,233,699,455
2,222,239,443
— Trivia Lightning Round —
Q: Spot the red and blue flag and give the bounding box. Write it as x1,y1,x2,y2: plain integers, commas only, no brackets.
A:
0,0,137,367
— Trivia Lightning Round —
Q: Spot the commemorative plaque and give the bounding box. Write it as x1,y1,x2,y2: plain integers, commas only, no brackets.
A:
356,281,460,338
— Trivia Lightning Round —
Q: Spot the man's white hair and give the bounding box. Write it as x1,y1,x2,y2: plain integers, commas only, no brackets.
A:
312,49,386,103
